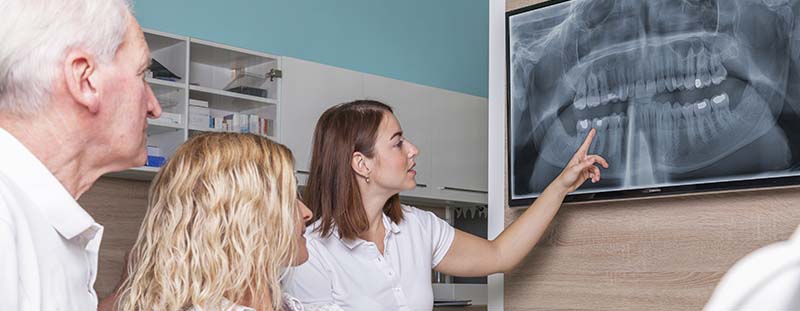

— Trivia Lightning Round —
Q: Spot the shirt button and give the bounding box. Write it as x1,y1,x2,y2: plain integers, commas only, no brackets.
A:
389,272,394,276
394,288,401,292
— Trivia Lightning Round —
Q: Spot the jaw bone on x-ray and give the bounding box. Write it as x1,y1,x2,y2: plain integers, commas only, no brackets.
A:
509,0,800,200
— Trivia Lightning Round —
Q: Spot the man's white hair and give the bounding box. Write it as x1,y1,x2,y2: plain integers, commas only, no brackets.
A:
0,0,132,115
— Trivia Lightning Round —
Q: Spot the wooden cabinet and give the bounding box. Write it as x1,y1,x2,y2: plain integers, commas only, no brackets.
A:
429,91,488,203
282,60,488,203
362,74,488,204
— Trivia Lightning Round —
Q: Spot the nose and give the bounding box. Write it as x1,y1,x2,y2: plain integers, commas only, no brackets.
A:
146,85,162,119
407,139,420,158
299,200,313,222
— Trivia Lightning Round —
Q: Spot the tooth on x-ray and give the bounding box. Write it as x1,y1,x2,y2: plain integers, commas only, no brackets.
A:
508,0,800,202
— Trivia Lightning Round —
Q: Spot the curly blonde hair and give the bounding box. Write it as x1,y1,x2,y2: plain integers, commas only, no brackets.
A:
117,133,299,310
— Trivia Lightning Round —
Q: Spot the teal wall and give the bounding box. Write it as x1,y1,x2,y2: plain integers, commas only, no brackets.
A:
133,0,488,98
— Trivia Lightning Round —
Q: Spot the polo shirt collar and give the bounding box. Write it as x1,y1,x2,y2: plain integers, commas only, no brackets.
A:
383,211,401,234
329,212,401,250
0,128,96,240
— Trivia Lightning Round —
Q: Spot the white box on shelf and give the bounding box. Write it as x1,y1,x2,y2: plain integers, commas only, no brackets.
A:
189,99,209,107
189,106,210,115
189,106,210,129
189,115,209,129
265,118,274,136
146,145,161,156
237,114,249,133
248,115,259,135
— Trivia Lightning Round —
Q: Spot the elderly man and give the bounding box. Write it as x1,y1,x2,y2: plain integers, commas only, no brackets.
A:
0,0,161,309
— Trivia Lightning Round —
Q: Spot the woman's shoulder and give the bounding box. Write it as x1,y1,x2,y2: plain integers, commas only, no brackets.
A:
399,204,440,221
394,204,451,231
399,204,427,217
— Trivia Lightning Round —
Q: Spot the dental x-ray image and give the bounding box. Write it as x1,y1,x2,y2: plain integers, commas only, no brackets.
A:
507,0,800,204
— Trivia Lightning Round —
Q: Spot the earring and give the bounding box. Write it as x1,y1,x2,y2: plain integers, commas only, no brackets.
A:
366,175,371,183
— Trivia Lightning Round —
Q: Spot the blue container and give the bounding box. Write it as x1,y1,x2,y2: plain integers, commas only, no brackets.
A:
146,155,166,167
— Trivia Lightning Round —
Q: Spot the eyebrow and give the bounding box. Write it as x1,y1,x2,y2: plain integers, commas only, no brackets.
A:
391,131,403,140
140,54,152,72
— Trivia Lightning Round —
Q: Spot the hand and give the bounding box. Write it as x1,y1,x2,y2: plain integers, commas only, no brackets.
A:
553,128,609,193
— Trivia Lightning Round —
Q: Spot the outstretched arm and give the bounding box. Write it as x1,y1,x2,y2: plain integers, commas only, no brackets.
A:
435,128,607,276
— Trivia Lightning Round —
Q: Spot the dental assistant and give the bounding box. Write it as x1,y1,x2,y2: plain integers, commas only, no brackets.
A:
283,100,608,310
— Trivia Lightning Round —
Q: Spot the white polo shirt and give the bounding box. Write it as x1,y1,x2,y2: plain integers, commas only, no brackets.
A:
704,225,800,311
0,128,103,310
283,205,454,311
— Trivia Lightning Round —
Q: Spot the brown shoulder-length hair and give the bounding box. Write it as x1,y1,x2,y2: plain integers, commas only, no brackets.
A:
305,100,403,240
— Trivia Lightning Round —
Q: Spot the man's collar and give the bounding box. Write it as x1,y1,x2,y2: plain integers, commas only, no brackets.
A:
0,128,96,240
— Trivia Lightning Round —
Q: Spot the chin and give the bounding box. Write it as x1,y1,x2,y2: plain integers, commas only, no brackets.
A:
132,149,148,167
406,178,418,190
292,249,309,266
396,183,415,192
106,148,148,173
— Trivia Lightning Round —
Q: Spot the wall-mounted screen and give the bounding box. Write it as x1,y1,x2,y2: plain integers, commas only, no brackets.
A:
507,0,800,205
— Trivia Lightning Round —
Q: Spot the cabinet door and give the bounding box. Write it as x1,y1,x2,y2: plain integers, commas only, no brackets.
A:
429,91,488,194
281,57,364,175
363,74,433,188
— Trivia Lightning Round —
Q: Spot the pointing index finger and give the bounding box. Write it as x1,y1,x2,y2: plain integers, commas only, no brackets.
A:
577,128,596,155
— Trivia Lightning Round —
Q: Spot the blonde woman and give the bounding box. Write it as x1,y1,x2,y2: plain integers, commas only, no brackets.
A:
114,133,336,311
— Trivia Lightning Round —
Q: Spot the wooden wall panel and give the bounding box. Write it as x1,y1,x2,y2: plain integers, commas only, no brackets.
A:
79,177,150,298
504,187,800,310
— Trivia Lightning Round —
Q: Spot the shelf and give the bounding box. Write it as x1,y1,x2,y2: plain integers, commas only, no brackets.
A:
147,120,184,134
148,83,184,109
146,77,185,89
104,166,159,181
190,38,278,68
189,85,276,111
144,29,187,51
188,124,222,133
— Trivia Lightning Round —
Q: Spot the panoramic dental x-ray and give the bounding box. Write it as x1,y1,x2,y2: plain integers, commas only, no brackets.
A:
509,0,800,201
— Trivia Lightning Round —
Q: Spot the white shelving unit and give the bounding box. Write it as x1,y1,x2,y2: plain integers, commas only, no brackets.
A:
105,29,281,180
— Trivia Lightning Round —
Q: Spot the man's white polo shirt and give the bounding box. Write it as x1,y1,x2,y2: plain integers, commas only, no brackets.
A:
0,128,103,310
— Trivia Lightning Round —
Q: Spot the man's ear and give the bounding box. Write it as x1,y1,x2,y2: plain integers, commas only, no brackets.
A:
63,49,100,114
351,151,372,178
